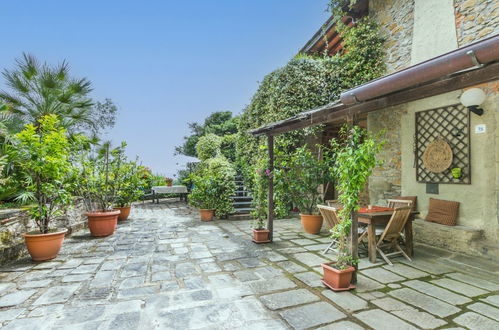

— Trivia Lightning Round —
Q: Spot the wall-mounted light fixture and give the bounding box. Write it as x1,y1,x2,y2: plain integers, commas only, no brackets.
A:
460,88,486,116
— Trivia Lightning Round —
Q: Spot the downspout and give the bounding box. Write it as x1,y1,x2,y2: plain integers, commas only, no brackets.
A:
340,34,499,105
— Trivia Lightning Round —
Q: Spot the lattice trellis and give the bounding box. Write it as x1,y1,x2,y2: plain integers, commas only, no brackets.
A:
415,104,470,184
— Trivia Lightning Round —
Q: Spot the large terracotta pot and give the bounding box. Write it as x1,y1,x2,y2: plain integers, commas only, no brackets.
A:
199,209,215,221
321,262,356,291
300,214,323,234
86,210,120,237
23,228,68,261
252,229,270,243
115,206,131,221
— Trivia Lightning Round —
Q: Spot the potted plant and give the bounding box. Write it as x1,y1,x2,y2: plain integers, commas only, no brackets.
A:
112,146,145,220
164,177,173,186
251,219,270,243
10,115,76,261
322,125,385,291
74,142,122,236
189,138,236,221
276,144,334,234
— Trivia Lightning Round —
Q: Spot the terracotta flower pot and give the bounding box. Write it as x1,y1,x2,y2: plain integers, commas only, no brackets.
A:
115,206,131,221
86,210,120,237
253,229,270,243
199,209,215,221
321,262,356,291
23,228,68,261
300,214,323,234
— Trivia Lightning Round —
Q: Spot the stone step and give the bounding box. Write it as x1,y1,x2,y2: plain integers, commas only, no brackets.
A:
231,196,252,201
233,201,252,207
233,207,254,214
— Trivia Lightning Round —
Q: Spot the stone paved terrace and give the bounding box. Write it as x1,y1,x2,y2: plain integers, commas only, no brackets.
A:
0,201,498,329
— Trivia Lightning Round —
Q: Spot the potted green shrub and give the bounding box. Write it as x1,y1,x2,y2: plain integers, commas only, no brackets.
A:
74,142,121,236
10,115,77,261
276,144,334,234
251,219,270,243
189,155,236,221
111,145,145,220
322,125,385,291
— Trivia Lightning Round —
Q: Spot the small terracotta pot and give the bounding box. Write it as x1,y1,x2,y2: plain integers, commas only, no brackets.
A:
166,182,172,187
115,206,131,221
321,262,355,290
86,210,120,237
199,209,215,221
300,214,323,234
23,228,68,261
253,229,270,242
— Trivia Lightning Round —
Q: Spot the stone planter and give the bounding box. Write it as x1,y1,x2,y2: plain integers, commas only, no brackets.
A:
23,228,68,261
321,262,356,291
86,210,120,237
300,214,323,234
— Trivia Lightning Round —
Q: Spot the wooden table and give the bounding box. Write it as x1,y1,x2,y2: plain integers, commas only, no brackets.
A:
358,210,419,263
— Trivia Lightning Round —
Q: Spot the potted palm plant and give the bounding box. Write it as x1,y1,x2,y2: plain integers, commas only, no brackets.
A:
276,144,334,234
322,125,385,291
10,115,76,261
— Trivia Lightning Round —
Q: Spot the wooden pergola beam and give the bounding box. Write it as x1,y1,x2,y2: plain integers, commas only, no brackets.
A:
267,135,274,241
249,62,499,137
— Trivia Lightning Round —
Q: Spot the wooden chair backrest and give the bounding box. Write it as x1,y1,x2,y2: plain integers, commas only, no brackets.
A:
326,200,342,209
378,206,412,245
317,205,340,229
387,199,413,209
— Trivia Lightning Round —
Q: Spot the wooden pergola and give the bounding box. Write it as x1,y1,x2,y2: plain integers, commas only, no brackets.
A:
249,56,499,265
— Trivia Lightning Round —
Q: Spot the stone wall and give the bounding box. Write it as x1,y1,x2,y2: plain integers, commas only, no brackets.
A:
369,0,415,73
0,199,87,265
367,106,403,205
454,0,499,46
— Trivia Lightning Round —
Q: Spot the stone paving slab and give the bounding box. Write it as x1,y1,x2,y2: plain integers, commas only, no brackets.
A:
259,289,320,310
280,302,346,329
1,201,498,329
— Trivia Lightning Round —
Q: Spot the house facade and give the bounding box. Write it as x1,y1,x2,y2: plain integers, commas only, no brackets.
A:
306,1,499,259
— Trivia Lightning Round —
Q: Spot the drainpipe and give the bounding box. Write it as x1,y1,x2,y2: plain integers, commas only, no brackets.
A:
340,34,499,105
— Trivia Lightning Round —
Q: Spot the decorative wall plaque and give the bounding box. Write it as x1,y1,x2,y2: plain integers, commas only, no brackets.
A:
422,139,453,173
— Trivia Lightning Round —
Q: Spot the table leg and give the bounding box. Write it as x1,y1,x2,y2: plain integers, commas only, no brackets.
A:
404,218,414,257
368,223,377,263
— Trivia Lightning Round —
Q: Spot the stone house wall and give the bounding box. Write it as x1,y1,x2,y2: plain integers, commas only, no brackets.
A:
0,199,87,265
454,0,499,46
370,0,415,73
366,0,499,259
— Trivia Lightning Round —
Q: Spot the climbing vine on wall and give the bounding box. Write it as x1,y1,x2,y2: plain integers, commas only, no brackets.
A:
236,16,386,218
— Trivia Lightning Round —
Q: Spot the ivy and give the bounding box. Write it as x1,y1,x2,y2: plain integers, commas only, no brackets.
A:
236,17,385,218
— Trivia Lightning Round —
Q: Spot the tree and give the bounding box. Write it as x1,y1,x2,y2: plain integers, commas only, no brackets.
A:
77,98,118,136
0,53,94,132
175,111,239,158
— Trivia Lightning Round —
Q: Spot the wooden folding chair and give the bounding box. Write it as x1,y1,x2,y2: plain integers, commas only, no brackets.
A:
326,200,342,209
387,199,413,209
317,205,341,254
376,206,413,266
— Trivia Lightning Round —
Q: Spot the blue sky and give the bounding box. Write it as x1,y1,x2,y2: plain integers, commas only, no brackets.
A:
1,0,330,176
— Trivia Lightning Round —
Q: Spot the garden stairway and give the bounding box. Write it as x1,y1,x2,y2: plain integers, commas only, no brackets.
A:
230,175,253,219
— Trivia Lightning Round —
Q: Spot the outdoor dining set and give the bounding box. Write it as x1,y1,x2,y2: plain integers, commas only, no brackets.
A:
319,198,419,265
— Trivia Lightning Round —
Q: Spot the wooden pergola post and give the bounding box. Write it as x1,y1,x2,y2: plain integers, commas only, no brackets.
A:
350,211,359,283
267,134,274,242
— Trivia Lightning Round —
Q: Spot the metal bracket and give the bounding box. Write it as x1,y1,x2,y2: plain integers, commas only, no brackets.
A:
349,92,360,103
466,50,484,68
